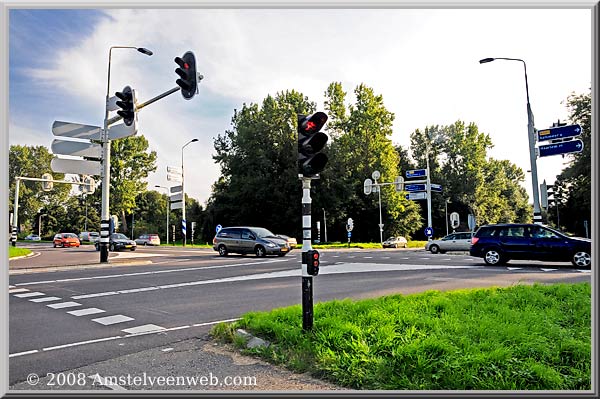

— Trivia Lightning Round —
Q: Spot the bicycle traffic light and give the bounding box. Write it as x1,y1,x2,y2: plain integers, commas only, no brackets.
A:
297,112,328,177
115,86,137,126
175,51,199,100
304,249,320,276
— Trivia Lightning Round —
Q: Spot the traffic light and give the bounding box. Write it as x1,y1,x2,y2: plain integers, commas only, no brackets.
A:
540,180,554,209
297,112,328,177
304,249,320,276
175,51,199,100
115,86,137,126
41,173,53,191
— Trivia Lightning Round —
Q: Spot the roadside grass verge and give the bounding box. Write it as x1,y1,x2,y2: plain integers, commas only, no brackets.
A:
212,283,591,390
312,241,427,249
9,247,32,258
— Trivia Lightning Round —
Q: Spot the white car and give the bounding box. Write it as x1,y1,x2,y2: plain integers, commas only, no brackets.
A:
382,236,408,248
425,232,473,254
24,234,41,241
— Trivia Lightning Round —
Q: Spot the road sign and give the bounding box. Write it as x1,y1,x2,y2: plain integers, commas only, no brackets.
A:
538,139,584,158
372,170,380,180
405,192,427,200
170,185,183,193
405,183,426,192
167,173,183,182
170,201,183,210
468,214,476,231
51,158,101,176
347,231,351,238
363,178,372,195
450,212,460,229
430,183,443,192
167,166,182,175
424,227,433,237
51,139,102,159
537,124,582,142
216,224,222,233
405,169,427,178
170,192,183,202
107,122,137,140
182,219,187,235
52,121,102,140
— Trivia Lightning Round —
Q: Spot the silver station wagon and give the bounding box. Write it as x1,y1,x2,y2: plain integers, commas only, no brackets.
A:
213,226,291,257
425,232,473,254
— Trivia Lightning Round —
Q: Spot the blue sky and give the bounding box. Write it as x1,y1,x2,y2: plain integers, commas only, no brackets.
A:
8,7,593,206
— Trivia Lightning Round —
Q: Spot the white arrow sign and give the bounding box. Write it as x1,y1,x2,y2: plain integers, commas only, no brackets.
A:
51,139,102,159
51,157,101,176
52,121,102,140
107,122,137,140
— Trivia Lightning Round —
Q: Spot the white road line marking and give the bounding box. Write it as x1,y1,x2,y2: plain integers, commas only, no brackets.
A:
121,324,165,335
8,285,15,288
363,256,373,259
577,269,591,273
67,308,106,317
29,296,62,303
91,315,134,326
442,258,451,261
540,268,558,272
14,292,45,298
72,292,119,299
47,301,81,309
381,257,390,259
16,259,288,286
12,318,241,358
162,348,174,352
9,288,30,294
507,267,523,271
89,374,127,391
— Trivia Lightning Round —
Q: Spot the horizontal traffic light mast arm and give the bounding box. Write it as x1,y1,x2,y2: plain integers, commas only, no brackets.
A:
15,176,93,185
106,86,181,126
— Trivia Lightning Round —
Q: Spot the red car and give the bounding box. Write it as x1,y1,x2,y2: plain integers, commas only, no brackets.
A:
53,233,81,248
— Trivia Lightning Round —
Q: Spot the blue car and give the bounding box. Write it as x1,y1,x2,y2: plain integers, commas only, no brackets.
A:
470,223,591,268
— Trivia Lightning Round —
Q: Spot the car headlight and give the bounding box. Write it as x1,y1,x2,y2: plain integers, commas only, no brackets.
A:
266,242,277,248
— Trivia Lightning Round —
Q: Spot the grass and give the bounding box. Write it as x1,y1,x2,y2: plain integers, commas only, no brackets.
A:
312,241,428,249
9,247,32,258
212,283,591,390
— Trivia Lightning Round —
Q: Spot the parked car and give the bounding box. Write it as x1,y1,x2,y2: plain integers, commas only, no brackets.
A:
276,234,298,249
135,234,161,246
79,231,100,242
382,236,408,248
24,234,41,241
95,233,137,252
53,233,80,248
425,232,472,254
470,223,591,268
213,227,291,257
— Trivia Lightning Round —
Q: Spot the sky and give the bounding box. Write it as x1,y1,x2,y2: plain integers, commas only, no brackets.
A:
7,7,593,207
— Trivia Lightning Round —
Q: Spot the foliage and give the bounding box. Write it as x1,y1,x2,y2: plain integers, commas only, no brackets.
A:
9,247,32,258
216,283,591,390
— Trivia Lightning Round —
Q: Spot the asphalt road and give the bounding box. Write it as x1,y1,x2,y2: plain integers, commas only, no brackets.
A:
8,245,591,389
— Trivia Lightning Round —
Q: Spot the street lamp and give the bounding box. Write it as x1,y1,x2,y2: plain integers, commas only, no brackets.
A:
479,57,542,224
155,185,170,245
100,45,153,262
445,198,451,236
181,138,199,246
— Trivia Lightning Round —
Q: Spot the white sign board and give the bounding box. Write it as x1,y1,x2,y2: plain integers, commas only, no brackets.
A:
167,166,182,175
170,192,183,202
51,139,102,159
167,173,183,182
107,122,137,140
170,185,183,193
52,121,102,140
170,201,184,210
51,157,101,176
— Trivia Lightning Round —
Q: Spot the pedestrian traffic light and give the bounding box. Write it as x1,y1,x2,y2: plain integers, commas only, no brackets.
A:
115,85,137,126
41,173,53,191
298,112,328,177
304,249,320,276
175,51,199,100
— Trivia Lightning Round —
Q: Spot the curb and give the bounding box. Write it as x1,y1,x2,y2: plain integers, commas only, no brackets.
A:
8,251,40,261
9,260,153,275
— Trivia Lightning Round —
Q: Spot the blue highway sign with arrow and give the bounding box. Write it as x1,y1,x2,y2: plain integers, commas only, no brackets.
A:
406,169,427,178
537,124,582,142
405,183,426,192
430,184,442,192
424,227,433,237
538,139,584,158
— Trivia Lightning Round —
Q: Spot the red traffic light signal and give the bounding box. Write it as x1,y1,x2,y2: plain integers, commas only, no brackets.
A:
175,51,199,100
298,112,329,177
304,249,320,276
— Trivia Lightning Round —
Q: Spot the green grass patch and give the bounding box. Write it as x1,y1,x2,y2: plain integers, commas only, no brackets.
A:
9,247,32,258
212,283,591,390
312,241,426,249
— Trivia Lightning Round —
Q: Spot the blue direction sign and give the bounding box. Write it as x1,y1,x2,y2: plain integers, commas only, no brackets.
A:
405,183,426,192
537,124,582,142
430,184,442,192
538,139,584,158
424,227,434,237
216,224,223,233
347,231,352,238
406,169,427,178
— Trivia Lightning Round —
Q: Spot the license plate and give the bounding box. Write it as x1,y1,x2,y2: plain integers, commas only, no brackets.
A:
281,247,288,252
125,245,131,248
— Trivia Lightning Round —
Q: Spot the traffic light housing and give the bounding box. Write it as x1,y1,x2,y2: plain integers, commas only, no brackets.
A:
115,86,136,126
298,112,328,177
304,250,320,276
175,51,199,100
41,173,53,191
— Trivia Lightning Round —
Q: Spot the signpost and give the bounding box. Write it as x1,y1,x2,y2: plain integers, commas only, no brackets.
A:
424,226,433,238
50,158,102,176
430,184,443,192
406,169,427,178
538,140,584,158
405,192,427,201
404,183,426,192
537,124,582,142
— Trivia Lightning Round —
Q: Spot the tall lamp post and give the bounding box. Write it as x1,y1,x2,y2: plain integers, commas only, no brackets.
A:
155,185,170,245
100,45,153,263
479,57,542,224
181,138,199,247
445,198,451,236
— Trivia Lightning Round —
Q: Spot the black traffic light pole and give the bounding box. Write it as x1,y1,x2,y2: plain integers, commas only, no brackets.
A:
301,177,314,331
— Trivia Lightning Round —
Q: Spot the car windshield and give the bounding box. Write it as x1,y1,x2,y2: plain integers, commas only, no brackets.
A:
113,233,129,240
542,225,570,237
64,233,77,238
251,228,276,238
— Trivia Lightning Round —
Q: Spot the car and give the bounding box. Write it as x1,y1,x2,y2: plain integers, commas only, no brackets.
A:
95,233,137,252
276,234,298,249
382,236,408,248
470,223,591,268
213,226,291,257
425,232,472,254
53,233,80,248
24,234,41,241
79,231,100,242
135,234,161,246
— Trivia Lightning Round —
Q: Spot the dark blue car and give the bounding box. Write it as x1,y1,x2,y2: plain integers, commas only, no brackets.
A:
470,223,591,268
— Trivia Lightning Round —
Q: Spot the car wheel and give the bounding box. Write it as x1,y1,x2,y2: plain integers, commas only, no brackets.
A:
218,245,228,257
53,244,57,248
255,246,266,257
483,248,504,265
572,251,591,268
144,242,147,246
278,253,287,257
62,242,66,248
429,244,440,254
404,244,407,248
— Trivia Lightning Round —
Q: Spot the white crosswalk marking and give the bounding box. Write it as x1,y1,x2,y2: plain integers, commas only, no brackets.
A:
29,296,61,303
92,315,134,326
14,292,45,298
68,308,106,317
122,324,165,335
47,302,81,309
9,288,30,294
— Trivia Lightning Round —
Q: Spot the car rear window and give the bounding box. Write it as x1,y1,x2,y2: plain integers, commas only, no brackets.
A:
475,227,496,238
